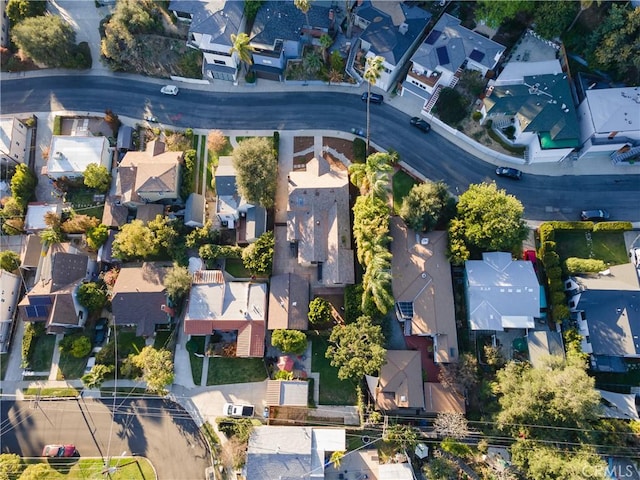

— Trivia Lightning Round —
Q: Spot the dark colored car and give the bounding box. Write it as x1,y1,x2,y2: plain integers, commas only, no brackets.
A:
42,444,76,457
410,117,431,132
495,167,522,180
94,318,107,346
361,92,384,104
580,209,610,221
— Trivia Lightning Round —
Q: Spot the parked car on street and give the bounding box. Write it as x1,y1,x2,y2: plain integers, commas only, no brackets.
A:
160,85,179,95
223,403,254,417
495,166,522,180
580,209,610,221
42,444,77,457
410,117,431,132
361,92,384,104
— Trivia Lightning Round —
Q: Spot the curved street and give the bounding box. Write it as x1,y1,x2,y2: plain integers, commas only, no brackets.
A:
1,75,639,222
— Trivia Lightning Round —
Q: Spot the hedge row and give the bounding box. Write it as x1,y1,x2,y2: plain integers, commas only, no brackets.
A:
565,257,606,274
21,322,45,367
537,223,570,323
593,221,633,232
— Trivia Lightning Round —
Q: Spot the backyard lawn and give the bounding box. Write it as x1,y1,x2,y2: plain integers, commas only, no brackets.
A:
310,335,357,405
29,334,56,371
65,188,104,219
207,357,267,385
554,231,628,266
224,258,252,279
392,170,417,214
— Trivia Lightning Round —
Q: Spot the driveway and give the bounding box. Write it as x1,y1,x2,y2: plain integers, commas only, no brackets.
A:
48,0,111,72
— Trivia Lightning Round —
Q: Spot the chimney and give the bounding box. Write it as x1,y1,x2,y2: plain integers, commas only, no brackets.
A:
399,23,408,35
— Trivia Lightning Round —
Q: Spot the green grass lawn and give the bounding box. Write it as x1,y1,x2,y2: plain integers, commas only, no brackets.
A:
392,170,417,214
309,335,357,405
207,357,267,385
30,334,56,371
153,328,174,350
65,189,104,219
24,387,78,397
117,329,146,359
20,457,155,479
554,231,628,266
188,336,205,386
224,258,252,279
57,352,89,380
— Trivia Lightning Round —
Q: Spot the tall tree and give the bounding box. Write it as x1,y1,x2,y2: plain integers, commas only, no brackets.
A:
326,315,386,381
476,0,534,29
348,152,393,200
112,219,158,260
532,1,579,40
495,355,600,442
400,181,455,232
10,163,36,208
242,231,274,275
229,32,255,77
0,251,20,272
363,55,384,155
5,0,47,24
163,263,192,302
11,15,76,68
77,282,108,312
361,252,393,315
294,0,312,38
319,34,333,63
449,182,527,263
123,346,174,394
232,137,278,208
592,5,640,81
83,163,111,192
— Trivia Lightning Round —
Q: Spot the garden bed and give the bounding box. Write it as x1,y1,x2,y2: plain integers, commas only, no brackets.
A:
293,136,315,166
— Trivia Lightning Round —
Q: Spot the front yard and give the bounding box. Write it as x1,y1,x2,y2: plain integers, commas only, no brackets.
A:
310,335,357,405
57,352,89,380
392,170,417,214
554,231,628,266
207,357,267,386
29,334,56,372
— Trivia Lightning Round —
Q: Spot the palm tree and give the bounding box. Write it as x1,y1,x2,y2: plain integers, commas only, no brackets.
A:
294,0,312,41
362,254,393,314
363,55,384,155
229,32,255,78
348,151,393,199
319,33,333,63
303,50,323,79
328,68,343,85
330,450,346,469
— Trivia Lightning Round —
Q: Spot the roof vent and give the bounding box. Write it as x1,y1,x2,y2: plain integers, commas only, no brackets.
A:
421,273,427,279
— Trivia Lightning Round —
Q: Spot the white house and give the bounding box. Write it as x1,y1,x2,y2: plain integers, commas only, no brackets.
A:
576,86,640,164
168,0,246,83
465,252,540,331
402,13,504,109
47,135,111,180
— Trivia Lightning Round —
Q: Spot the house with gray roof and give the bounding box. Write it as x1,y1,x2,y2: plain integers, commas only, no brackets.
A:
111,262,172,337
402,13,504,107
353,1,432,92
465,252,539,332
214,156,266,244
286,156,354,288
168,0,245,82
481,60,581,163
18,244,96,334
249,0,335,81
184,192,206,228
566,263,640,373
245,426,345,479
576,86,640,164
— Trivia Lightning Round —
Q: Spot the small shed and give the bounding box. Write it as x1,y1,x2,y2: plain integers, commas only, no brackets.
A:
116,126,134,152
184,193,206,228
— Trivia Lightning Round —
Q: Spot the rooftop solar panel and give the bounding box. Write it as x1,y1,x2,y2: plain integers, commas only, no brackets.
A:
469,49,485,62
425,29,441,45
436,46,449,65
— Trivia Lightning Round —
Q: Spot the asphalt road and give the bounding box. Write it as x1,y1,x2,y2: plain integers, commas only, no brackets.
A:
1,398,210,479
2,75,639,221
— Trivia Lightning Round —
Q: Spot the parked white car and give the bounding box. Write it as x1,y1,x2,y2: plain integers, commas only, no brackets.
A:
160,85,179,95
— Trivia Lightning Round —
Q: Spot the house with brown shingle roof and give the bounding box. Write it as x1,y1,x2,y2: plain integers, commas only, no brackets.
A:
366,350,425,413
111,262,172,337
18,245,95,334
115,140,182,208
267,273,309,331
184,270,267,357
286,157,354,288
390,217,459,364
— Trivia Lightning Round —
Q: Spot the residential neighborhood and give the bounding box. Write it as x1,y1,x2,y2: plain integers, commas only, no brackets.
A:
0,1,639,480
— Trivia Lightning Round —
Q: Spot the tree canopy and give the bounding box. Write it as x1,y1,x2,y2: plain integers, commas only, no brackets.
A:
124,346,174,393
476,0,534,28
112,216,178,261
0,250,21,272
77,282,107,312
308,297,332,326
271,329,308,355
11,15,77,68
163,263,192,302
232,137,278,208
242,230,274,275
83,163,111,192
10,163,36,208
434,88,469,125
400,180,455,232
326,315,386,381
5,0,47,24
532,1,578,40
448,182,528,264
86,224,109,251
0,453,22,480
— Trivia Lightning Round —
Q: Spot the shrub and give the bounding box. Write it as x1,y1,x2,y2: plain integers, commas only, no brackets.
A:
472,111,482,121
273,131,280,154
549,221,594,231
70,335,92,358
538,241,557,259
539,223,555,243
551,292,566,305
273,370,293,380
308,297,332,326
271,329,308,354
96,340,115,366
592,221,633,232
542,251,560,268
549,278,564,292
353,138,366,163
565,257,607,274
216,417,253,443
21,322,44,367
546,266,562,281
552,304,570,322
